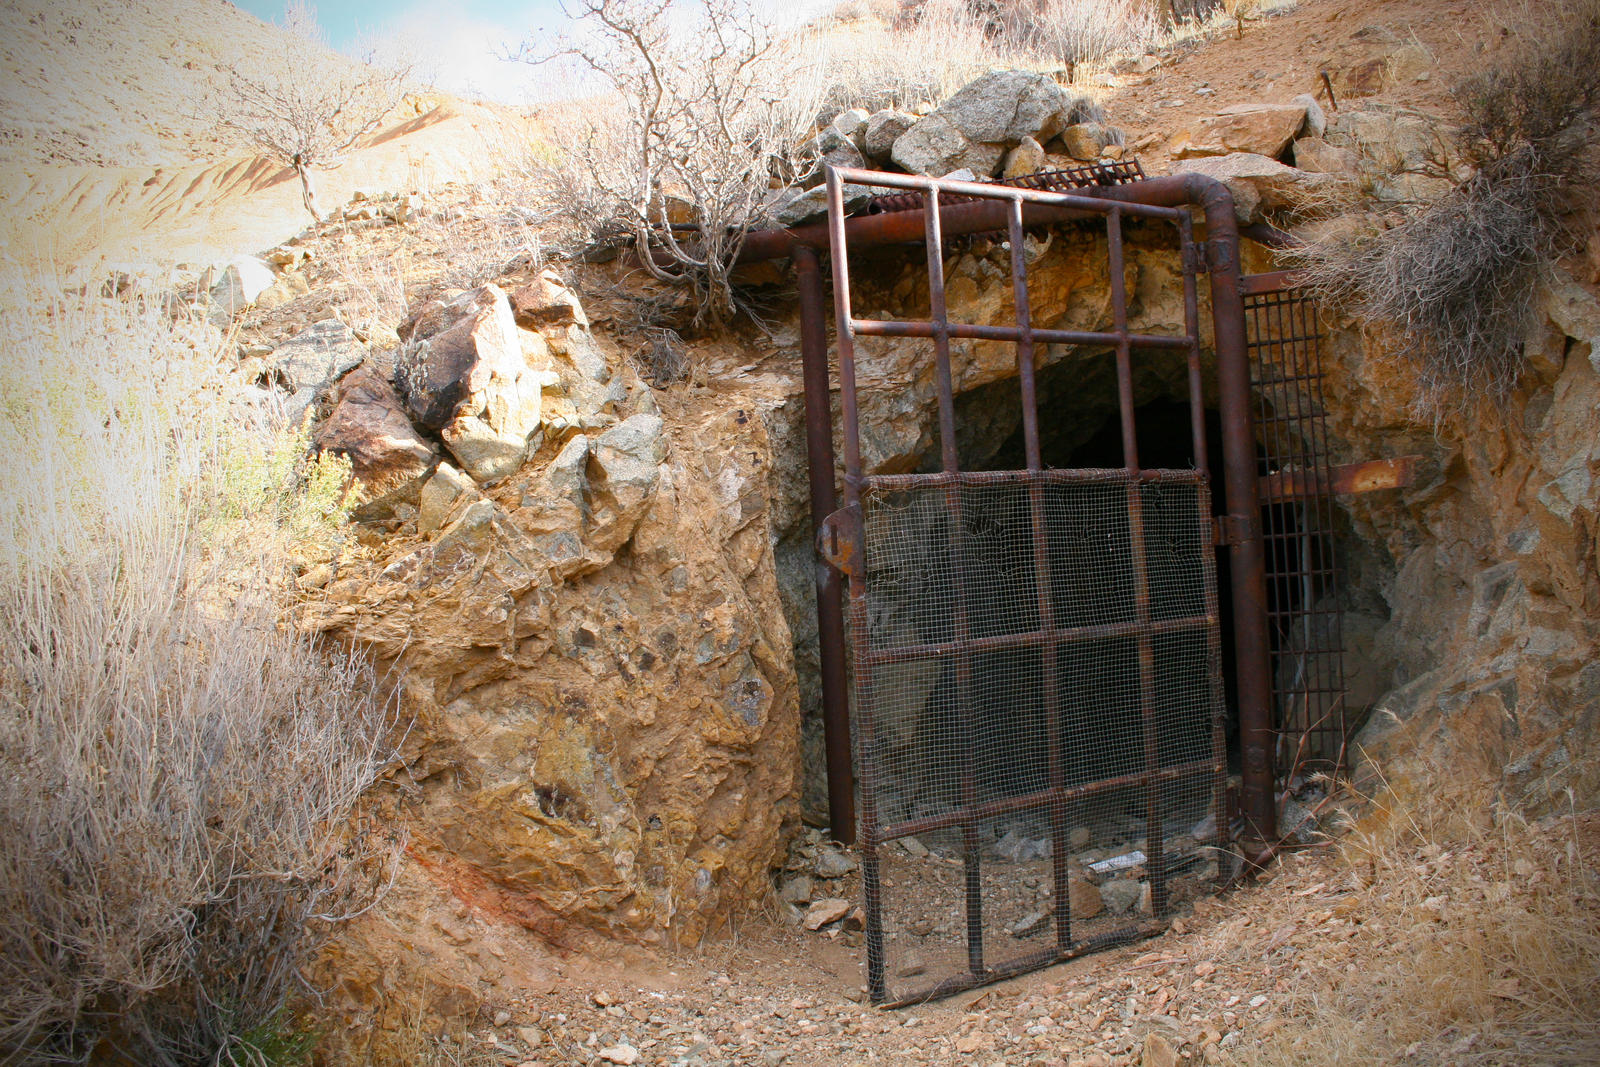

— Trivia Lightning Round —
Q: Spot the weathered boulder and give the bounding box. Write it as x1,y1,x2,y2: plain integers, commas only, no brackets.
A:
862,108,918,162
1173,102,1310,160
587,413,666,555
768,181,874,227
800,127,867,186
936,69,1074,145
1325,108,1449,174
1171,152,1339,224
1292,137,1360,175
1002,136,1047,178
418,462,479,535
395,284,545,483
828,107,871,149
314,363,438,513
1059,122,1116,161
892,70,1076,177
892,113,1005,177
205,254,276,325
264,318,364,424
511,269,587,329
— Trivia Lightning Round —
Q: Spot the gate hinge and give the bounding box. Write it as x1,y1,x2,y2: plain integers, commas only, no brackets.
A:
817,503,863,577
1182,240,1208,275
1212,513,1255,547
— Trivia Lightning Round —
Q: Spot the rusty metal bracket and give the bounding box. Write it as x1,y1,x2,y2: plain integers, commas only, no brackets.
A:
1182,240,1209,276
1258,456,1420,501
1205,237,1236,275
1212,513,1256,547
817,504,863,578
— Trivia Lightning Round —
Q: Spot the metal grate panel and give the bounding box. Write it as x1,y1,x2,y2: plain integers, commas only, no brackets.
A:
1245,288,1349,773
854,473,1227,1005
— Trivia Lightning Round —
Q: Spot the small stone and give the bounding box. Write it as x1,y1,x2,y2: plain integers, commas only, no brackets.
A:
900,836,929,858
518,1026,543,1046
814,848,858,879
1002,136,1047,178
843,904,867,931
1141,1032,1179,1067
780,874,815,903
493,1010,512,1027
804,897,852,930
1069,826,1092,850
1249,994,1268,1009
1100,878,1143,914
1011,909,1049,938
956,1032,986,1053
598,1044,640,1065
896,951,927,978
592,990,616,1008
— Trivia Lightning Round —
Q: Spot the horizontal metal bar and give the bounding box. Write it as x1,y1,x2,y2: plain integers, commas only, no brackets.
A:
878,924,1162,1008
1239,270,1304,296
863,613,1217,667
851,318,1194,351
863,467,1206,492
831,166,1188,221
1258,457,1420,500
877,757,1221,842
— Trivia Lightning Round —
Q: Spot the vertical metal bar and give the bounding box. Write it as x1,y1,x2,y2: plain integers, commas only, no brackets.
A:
1179,215,1207,473
1007,197,1070,952
792,244,856,846
922,186,985,978
825,169,886,1002
1109,206,1167,916
1206,212,1278,847
1106,207,1139,471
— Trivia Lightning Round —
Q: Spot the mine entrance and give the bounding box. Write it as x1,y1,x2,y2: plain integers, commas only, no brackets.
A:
815,168,1244,1005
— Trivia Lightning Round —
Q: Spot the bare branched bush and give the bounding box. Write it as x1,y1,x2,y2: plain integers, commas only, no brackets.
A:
0,293,398,1065
521,0,825,327
214,1,413,219
1003,0,1161,80
1294,0,1600,417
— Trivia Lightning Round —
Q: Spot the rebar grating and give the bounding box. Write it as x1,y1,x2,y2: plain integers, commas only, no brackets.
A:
854,473,1227,1005
1245,288,1349,773
866,159,1146,216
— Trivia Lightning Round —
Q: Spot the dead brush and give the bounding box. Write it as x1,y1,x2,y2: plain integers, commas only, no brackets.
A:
0,291,400,1065
1292,0,1600,419
1220,761,1600,1067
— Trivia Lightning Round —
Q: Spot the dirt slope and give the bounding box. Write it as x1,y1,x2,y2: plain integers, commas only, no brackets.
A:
0,0,527,273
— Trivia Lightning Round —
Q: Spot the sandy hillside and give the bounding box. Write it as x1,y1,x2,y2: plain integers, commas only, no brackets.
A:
0,0,530,274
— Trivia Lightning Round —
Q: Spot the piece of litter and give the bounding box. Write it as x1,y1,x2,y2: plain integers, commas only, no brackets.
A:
1088,850,1147,874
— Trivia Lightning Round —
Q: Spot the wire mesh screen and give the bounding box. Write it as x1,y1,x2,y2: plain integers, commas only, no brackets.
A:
1245,288,1349,771
852,471,1227,1005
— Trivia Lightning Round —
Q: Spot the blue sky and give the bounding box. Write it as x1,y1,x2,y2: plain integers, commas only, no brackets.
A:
231,1,833,104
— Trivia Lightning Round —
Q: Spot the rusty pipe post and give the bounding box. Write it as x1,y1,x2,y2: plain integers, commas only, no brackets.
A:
793,244,857,845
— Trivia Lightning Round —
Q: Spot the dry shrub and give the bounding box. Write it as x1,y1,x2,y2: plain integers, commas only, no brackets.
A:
1294,0,1600,417
1224,768,1600,1066
520,0,826,327
0,292,398,1064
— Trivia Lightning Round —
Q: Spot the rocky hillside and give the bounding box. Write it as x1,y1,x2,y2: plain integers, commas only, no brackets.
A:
6,0,1598,1062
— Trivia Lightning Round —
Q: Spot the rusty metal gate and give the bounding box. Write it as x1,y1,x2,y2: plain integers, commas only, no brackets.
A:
818,168,1243,1005
1241,274,1417,775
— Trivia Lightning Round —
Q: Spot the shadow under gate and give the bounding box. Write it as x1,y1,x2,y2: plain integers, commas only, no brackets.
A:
793,165,1417,1006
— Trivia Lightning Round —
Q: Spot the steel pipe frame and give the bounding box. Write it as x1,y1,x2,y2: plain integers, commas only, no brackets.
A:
767,168,1277,853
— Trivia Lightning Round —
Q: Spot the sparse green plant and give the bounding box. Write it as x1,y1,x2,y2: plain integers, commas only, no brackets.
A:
1293,0,1600,417
0,291,399,1065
